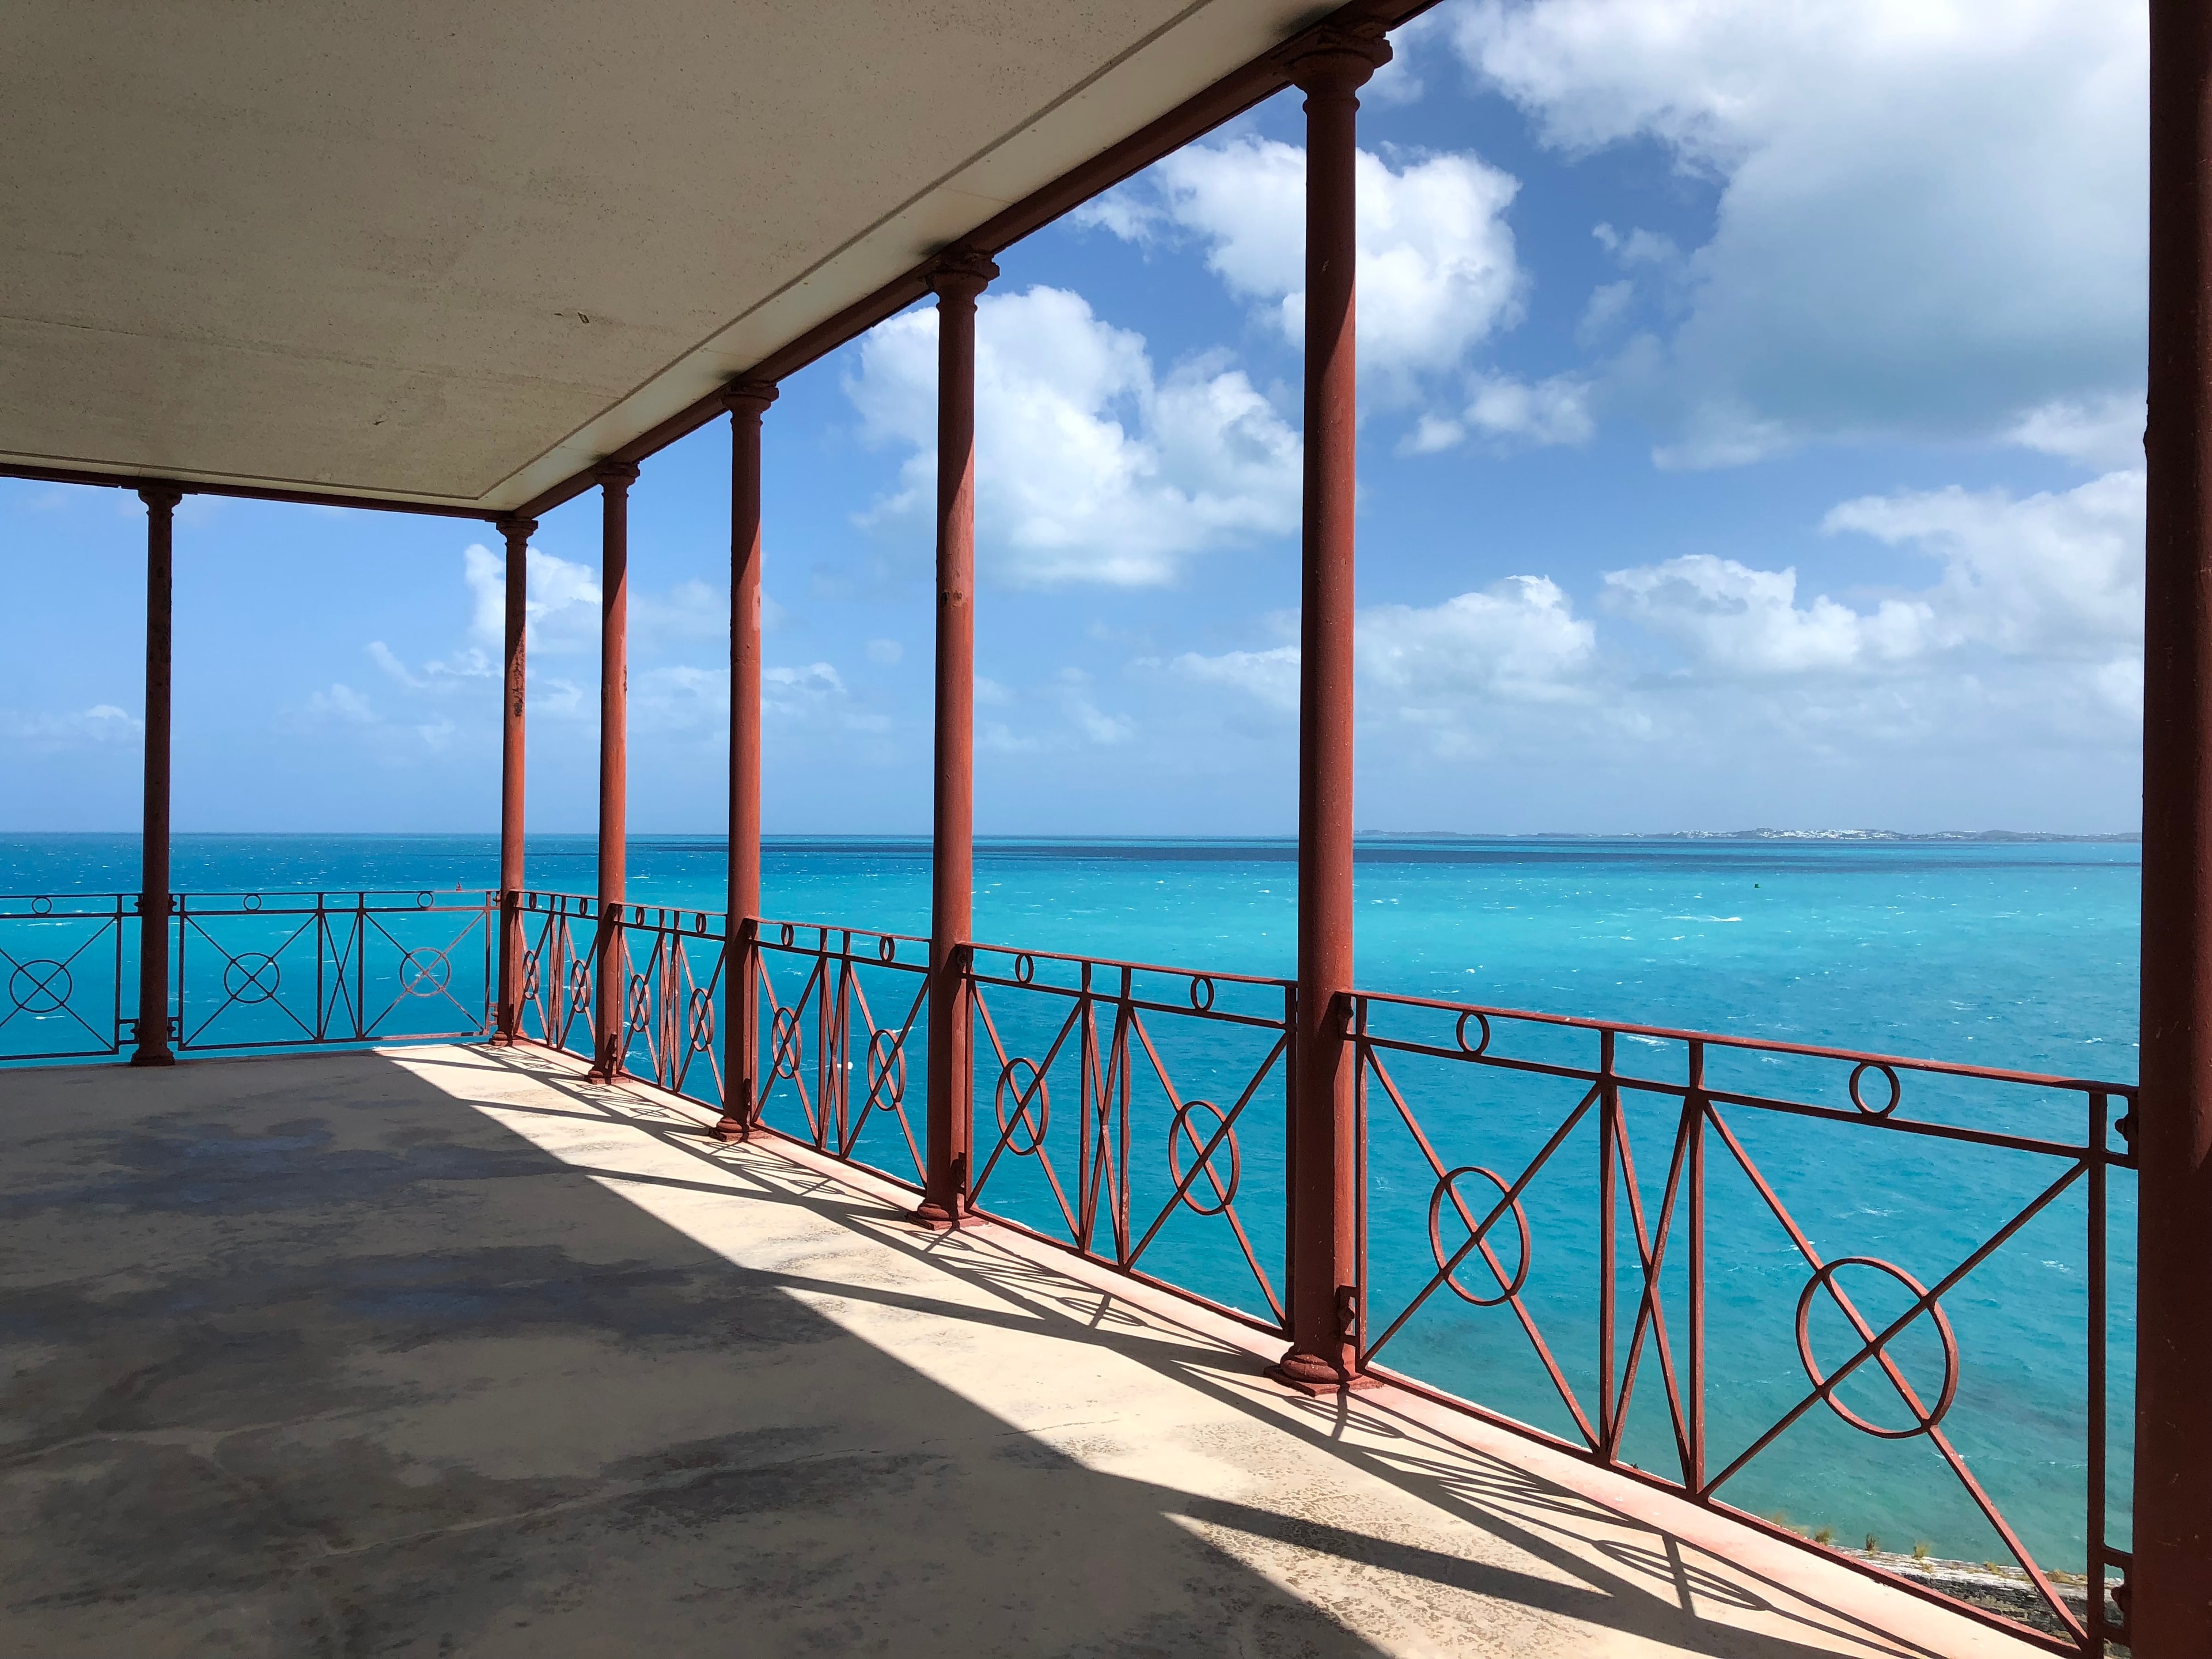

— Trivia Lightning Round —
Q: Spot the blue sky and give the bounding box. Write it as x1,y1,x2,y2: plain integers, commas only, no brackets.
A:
1,1,2149,836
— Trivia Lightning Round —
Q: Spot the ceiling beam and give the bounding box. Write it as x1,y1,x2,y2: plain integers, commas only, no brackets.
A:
0,461,501,521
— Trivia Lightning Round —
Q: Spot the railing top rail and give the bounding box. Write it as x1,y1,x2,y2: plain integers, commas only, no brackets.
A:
174,888,493,908
756,914,931,949
968,937,1294,991
1353,987,2136,1096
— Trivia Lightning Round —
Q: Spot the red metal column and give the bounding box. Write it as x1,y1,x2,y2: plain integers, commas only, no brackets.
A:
2137,8,2212,1652
493,514,535,1045
716,381,777,1141
1274,29,1389,1392
916,249,997,1229
131,485,182,1067
588,462,638,1082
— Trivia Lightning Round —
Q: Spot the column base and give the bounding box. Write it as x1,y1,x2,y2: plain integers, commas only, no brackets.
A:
911,1199,964,1232
128,1050,176,1069
710,1114,752,1143
1267,1347,1378,1396
585,1063,623,1085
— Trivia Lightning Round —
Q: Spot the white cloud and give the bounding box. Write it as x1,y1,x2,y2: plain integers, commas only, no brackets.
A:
847,286,1301,586
1169,578,1599,735
1600,467,2141,688
1169,645,1301,714
1823,468,2145,660
2008,393,2146,473
1079,136,1528,407
460,544,603,656
463,544,504,643
366,637,491,692
1173,461,2143,776
0,703,142,753
633,578,730,643
763,662,891,734
304,683,377,726
1603,556,1936,676
865,638,903,666
1359,577,1599,705
964,668,1139,752
1453,0,2147,464
1052,668,1136,746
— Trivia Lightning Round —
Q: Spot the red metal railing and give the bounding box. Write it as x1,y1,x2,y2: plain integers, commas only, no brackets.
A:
2,889,493,1061
960,940,1293,1330
747,919,930,1179
513,891,727,1101
1,893,131,1061
172,890,493,1052
1347,990,2133,1654
494,893,2146,1652
10,885,2136,1651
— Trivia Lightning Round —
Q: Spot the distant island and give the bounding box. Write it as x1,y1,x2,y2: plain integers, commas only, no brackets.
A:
1362,828,2142,843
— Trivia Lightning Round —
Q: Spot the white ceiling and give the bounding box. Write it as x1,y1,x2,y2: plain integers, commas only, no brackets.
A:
0,1,1330,511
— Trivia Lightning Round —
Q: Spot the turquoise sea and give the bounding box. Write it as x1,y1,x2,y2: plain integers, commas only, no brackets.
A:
0,831,2141,1575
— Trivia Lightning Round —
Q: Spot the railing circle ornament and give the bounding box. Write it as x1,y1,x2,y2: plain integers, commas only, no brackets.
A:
416,891,434,910
627,974,651,1032
8,959,72,1014
770,1007,804,1079
1013,953,1035,985
1167,1099,1240,1215
222,952,282,1005
994,1057,1051,1154
398,946,452,997
878,934,897,964
866,1028,907,1110
243,893,263,912
1456,1011,1493,1056
687,987,715,1052
30,896,52,916
779,923,795,947
566,960,591,1014
520,949,540,1000
1428,1166,1531,1308
1189,975,1215,1013
1795,1256,1959,1440
1848,1062,1902,1118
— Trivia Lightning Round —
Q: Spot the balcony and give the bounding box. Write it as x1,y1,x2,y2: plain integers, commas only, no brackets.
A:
1,1037,2085,1656
1,890,2129,1654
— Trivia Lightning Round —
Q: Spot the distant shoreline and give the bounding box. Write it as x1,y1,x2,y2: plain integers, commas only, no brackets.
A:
1362,828,2143,844
1,828,2145,845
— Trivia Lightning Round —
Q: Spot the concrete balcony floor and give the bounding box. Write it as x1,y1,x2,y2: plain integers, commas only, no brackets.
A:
0,1044,2046,1658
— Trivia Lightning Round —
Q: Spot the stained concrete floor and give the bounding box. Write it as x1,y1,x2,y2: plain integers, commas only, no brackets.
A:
0,1044,2044,1658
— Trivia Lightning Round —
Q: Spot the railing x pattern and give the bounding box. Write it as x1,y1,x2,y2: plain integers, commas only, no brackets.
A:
1348,990,2134,1655
1,893,131,1061
172,891,493,1051
752,920,930,1180
514,891,728,1101
964,944,1292,1331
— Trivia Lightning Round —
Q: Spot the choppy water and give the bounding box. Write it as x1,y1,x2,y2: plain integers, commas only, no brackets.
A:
0,831,2141,1572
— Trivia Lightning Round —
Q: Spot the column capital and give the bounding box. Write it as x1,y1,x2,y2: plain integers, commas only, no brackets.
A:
1285,26,1392,94
494,513,537,542
721,378,779,416
137,482,184,513
592,460,641,492
927,248,999,304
